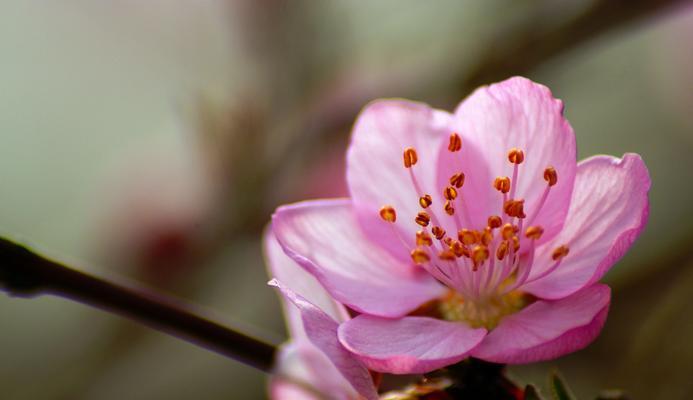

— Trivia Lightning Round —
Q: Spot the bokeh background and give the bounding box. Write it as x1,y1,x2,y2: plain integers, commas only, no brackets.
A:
1,1,692,399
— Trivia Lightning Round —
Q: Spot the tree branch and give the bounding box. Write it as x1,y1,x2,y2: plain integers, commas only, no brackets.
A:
0,237,277,373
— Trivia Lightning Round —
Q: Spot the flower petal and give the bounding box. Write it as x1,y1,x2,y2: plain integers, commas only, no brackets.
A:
272,199,445,317
522,154,650,299
448,77,576,242
472,284,610,364
264,228,349,339
270,342,357,400
270,280,379,400
338,315,486,374
346,100,453,260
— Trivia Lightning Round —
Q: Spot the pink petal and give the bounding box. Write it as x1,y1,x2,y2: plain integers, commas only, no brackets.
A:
472,284,610,364
264,228,349,339
270,280,379,400
272,199,445,317
270,342,358,400
346,100,453,260
449,77,576,242
522,154,650,299
338,315,486,374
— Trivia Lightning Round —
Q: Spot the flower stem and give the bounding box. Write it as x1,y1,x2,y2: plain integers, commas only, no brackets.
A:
0,236,277,373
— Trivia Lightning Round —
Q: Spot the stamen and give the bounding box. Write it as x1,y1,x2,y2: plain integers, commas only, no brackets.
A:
411,248,430,264
458,229,478,246
379,205,396,222
508,148,525,164
416,230,433,246
496,240,509,260
444,200,455,215
471,245,489,271
480,228,493,246
525,226,544,240
431,226,446,240
439,249,456,261
493,176,511,193
450,173,465,188
448,133,462,152
511,236,520,252
419,194,433,208
451,241,468,258
488,215,502,229
501,223,518,240
403,147,418,168
503,199,526,218
415,211,431,227
543,167,558,186
443,186,458,200
443,237,454,246
552,245,570,261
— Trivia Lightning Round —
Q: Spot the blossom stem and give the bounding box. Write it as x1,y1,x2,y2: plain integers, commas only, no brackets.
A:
0,236,277,373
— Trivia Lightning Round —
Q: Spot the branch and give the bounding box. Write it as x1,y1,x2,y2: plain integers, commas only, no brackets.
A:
0,236,277,373
462,0,689,89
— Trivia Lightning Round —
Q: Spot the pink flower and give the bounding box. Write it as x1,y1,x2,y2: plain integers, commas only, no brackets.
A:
270,77,650,375
265,230,379,400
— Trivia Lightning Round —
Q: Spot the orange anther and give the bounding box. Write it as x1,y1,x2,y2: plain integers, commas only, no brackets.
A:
448,133,462,152
493,176,511,194
525,226,544,240
416,230,433,246
458,229,478,246
508,148,525,164
379,205,396,222
444,200,455,215
403,147,418,168
496,240,509,260
415,211,430,227
501,223,518,240
472,245,489,270
419,194,433,208
544,167,558,187
481,227,493,246
504,199,526,218
438,249,456,261
431,226,446,240
552,245,570,261
488,215,502,229
443,186,458,201
450,172,465,188
411,248,430,264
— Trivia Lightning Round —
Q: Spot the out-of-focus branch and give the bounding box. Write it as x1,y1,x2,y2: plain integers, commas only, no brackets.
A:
462,0,689,90
0,237,277,373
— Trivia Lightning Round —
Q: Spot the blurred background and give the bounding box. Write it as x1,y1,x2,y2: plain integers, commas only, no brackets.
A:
1,1,692,399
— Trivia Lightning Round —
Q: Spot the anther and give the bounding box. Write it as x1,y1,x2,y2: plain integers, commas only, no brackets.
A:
493,176,511,193
411,248,430,265
525,226,544,240
444,200,455,215
512,236,520,252
451,241,468,258
501,223,518,240
438,249,456,261
448,133,462,152
471,245,490,270
552,245,570,261
419,194,433,208
458,229,478,246
508,148,525,164
488,215,502,229
415,211,431,227
403,147,418,168
443,237,454,246
379,205,396,222
504,199,526,218
496,240,509,260
431,226,446,240
481,227,493,246
416,230,433,246
450,173,465,188
544,167,558,186
443,186,458,200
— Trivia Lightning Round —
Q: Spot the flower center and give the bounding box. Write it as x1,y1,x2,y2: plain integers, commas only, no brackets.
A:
379,133,569,328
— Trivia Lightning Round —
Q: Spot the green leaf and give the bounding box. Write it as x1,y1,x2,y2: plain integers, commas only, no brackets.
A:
549,370,576,400
524,384,546,400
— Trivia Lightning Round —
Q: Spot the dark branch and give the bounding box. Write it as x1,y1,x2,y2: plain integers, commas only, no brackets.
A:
0,237,277,373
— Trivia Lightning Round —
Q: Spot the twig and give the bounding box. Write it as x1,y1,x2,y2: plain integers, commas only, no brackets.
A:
0,236,277,373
